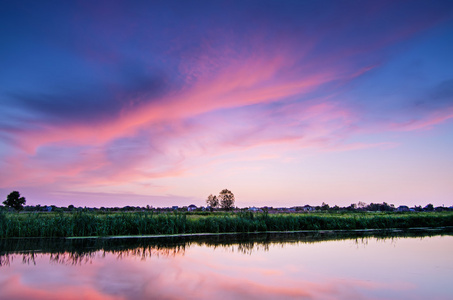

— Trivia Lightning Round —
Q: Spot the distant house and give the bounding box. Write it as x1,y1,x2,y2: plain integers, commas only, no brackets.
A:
172,206,179,210
248,207,261,212
303,205,315,212
187,204,197,211
397,205,410,212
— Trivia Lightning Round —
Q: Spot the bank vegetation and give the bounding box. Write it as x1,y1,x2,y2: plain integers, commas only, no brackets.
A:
1,211,452,238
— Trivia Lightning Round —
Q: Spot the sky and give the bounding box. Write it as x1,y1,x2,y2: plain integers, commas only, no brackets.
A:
1,0,453,208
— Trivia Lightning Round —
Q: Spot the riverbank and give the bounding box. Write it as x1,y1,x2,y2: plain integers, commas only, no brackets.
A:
1,211,452,238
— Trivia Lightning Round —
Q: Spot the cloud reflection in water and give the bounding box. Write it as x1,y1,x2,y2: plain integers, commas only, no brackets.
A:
0,232,452,299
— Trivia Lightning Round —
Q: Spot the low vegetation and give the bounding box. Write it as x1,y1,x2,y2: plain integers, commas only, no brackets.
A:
0,211,452,238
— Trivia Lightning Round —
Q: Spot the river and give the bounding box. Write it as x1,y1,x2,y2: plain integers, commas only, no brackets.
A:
1,231,452,299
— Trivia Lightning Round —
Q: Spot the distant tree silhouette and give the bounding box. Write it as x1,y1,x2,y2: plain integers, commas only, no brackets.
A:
219,189,235,211
206,194,219,211
3,191,26,211
424,204,434,211
321,202,330,211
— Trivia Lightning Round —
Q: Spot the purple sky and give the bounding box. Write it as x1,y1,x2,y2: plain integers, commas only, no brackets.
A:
1,0,453,208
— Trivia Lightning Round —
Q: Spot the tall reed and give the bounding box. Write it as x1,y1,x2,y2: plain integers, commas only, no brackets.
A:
0,211,452,238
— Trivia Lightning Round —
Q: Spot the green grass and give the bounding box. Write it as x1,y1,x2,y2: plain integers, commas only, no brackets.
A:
0,211,452,238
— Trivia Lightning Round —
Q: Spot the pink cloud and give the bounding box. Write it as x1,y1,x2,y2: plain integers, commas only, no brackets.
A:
2,7,452,206
0,275,125,300
390,108,453,132
12,54,333,154
1,45,368,192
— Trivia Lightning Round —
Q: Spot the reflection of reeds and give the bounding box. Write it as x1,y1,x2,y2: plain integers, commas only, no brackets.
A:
1,211,453,238
0,254,12,267
1,229,452,266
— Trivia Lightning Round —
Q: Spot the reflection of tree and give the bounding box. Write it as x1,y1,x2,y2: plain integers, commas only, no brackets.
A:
1,229,451,266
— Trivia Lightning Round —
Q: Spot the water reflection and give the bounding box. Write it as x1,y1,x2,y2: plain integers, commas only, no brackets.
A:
1,229,451,266
1,230,452,300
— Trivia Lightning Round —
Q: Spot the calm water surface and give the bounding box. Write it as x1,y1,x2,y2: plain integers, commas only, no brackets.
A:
0,233,452,299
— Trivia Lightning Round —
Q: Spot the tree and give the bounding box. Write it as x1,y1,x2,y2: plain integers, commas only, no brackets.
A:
219,189,235,211
346,203,357,211
424,204,434,211
206,194,219,211
3,191,26,211
357,201,367,209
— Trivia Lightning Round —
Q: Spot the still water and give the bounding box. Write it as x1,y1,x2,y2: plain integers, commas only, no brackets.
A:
0,232,452,299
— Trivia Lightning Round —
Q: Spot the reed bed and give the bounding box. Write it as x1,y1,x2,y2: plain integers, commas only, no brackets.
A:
0,211,452,238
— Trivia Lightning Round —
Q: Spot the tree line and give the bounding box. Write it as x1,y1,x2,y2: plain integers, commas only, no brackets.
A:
1,190,237,212
3,190,449,213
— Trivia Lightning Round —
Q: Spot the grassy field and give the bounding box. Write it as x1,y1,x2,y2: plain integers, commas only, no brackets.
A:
0,211,452,238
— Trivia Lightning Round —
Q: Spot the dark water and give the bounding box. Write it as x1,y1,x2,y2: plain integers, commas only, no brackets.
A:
1,230,452,299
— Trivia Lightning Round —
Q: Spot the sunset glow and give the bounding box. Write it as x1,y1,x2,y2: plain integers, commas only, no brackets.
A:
1,1,452,207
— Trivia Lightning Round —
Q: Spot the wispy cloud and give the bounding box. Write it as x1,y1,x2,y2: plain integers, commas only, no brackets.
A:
1,1,452,205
